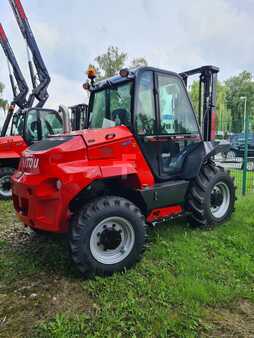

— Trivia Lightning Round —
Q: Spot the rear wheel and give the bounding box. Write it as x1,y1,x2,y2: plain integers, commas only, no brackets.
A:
29,227,50,236
69,196,147,276
187,162,236,228
0,167,15,200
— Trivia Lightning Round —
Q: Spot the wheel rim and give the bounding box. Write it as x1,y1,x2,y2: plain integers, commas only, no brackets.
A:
210,181,231,219
0,175,12,198
247,162,254,171
90,216,135,265
227,151,236,159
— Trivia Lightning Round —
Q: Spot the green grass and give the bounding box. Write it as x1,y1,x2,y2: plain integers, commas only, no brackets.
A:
1,196,254,337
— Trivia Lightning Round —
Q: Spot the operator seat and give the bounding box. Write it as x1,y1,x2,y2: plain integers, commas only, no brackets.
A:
161,142,203,178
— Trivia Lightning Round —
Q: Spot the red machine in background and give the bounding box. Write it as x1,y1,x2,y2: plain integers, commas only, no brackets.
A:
0,0,87,199
0,0,60,199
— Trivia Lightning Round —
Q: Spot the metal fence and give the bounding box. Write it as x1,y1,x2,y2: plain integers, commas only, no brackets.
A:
214,115,254,196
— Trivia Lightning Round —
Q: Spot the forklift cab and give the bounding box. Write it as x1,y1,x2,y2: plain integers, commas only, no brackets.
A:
10,108,65,145
88,66,209,181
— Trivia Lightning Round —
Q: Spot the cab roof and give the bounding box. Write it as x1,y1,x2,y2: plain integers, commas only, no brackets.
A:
92,66,181,91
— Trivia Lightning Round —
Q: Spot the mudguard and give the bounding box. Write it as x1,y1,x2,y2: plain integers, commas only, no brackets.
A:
182,141,230,180
203,141,230,160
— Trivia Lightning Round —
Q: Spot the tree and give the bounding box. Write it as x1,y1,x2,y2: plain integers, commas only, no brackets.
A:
216,81,232,134
0,82,7,114
190,80,232,134
92,46,148,80
189,80,200,114
225,71,254,133
95,46,127,80
130,57,148,68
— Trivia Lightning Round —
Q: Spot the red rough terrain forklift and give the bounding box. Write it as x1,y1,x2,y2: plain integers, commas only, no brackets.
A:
12,65,236,276
0,0,87,199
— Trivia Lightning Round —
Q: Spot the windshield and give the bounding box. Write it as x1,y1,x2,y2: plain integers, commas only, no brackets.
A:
40,111,64,137
24,109,64,144
89,82,132,129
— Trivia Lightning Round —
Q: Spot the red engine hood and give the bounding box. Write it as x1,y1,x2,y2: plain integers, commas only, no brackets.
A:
69,126,133,147
19,126,134,174
20,135,87,174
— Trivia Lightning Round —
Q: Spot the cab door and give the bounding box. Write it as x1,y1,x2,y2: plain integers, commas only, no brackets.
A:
135,70,160,177
135,70,201,182
155,72,201,178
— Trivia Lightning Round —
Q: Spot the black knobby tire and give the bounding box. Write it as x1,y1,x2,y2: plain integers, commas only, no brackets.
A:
0,167,15,200
69,196,148,276
186,162,236,228
30,227,50,236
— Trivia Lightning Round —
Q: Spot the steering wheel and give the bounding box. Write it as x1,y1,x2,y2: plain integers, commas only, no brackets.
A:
138,113,155,135
112,109,130,126
45,119,54,135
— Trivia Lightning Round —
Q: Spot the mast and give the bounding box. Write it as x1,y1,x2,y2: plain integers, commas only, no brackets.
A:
0,23,28,108
9,0,51,107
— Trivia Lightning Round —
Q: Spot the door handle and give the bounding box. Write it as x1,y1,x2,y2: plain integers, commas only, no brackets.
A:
105,133,116,140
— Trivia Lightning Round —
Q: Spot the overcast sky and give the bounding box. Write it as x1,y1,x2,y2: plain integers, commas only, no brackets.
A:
0,0,254,121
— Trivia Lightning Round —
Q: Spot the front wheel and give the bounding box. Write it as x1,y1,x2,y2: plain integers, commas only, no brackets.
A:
69,196,147,276
0,167,15,200
186,162,236,228
247,161,254,171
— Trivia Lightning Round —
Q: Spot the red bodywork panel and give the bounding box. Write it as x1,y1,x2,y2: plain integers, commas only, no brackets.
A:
146,205,183,223
211,111,216,141
12,126,183,233
0,136,27,160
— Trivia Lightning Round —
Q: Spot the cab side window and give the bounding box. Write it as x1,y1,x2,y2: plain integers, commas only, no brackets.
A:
90,90,106,129
136,71,156,135
25,110,40,143
40,111,64,138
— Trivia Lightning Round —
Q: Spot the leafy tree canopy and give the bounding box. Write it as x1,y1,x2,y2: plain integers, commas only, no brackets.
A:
130,57,148,68
91,46,148,80
0,82,8,113
225,71,254,132
190,71,254,134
